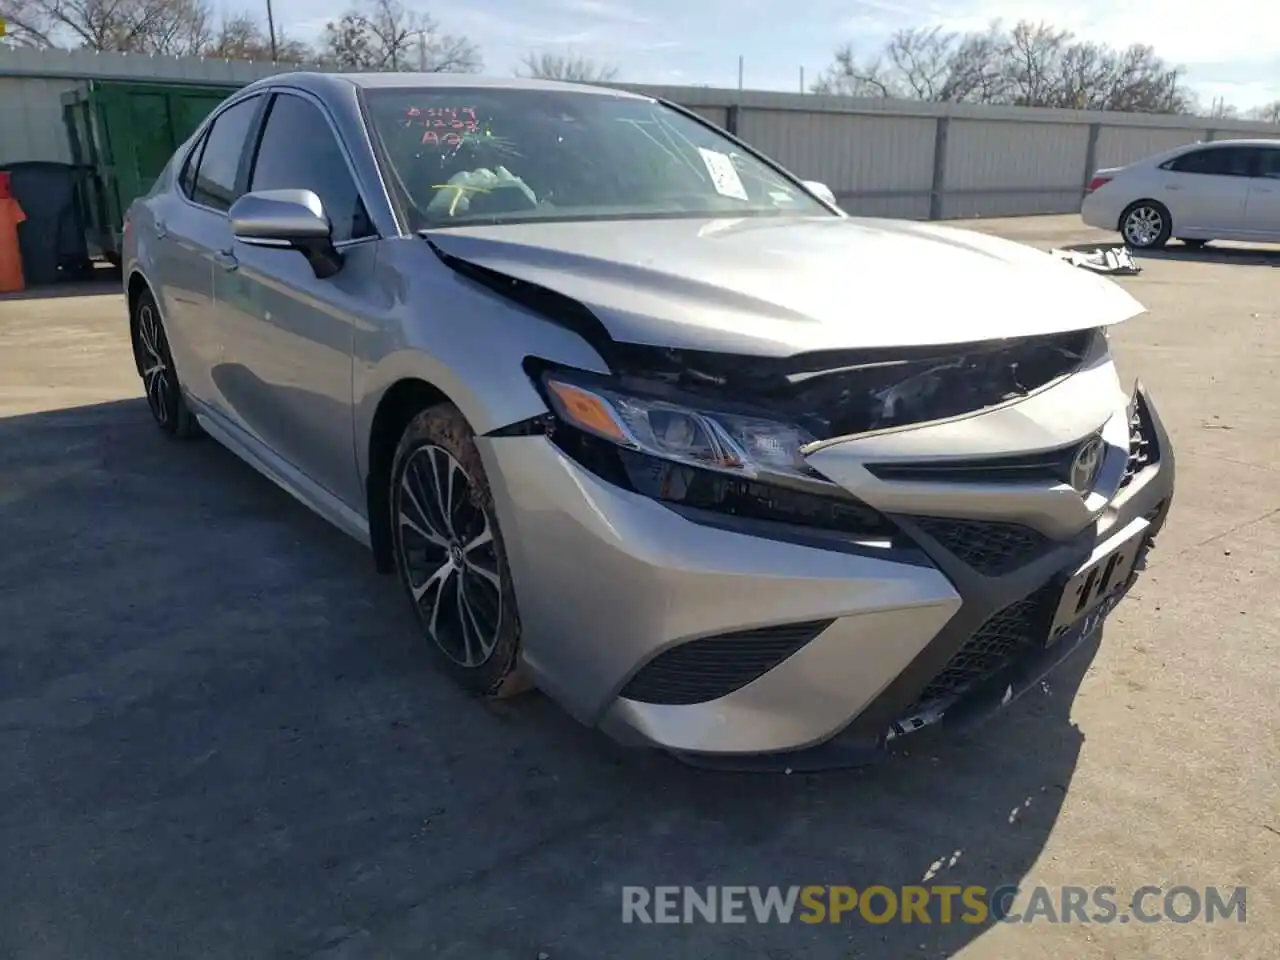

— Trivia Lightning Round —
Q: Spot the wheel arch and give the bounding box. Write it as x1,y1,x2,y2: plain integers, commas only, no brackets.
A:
365,377,455,573
126,270,156,376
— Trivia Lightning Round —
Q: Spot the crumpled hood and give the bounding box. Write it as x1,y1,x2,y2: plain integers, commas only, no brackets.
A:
426,215,1145,356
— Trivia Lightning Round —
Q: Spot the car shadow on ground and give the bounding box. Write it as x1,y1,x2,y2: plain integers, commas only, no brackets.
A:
0,398,1094,960
1062,241,1280,267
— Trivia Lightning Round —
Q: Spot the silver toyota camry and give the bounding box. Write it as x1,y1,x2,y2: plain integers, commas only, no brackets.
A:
123,72,1174,767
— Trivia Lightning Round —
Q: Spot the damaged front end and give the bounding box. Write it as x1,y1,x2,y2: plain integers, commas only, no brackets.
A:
500,327,1107,558
602,328,1104,443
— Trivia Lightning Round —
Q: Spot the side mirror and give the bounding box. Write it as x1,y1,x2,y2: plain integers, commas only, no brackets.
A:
802,180,838,207
229,189,343,279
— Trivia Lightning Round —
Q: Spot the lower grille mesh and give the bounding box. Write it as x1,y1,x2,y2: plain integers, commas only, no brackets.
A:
619,621,833,706
911,516,1049,576
916,583,1057,705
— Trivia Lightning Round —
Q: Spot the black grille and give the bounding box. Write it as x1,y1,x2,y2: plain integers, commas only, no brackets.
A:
1120,395,1159,489
619,621,833,706
917,584,1056,705
867,444,1078,485
910,516,1049,576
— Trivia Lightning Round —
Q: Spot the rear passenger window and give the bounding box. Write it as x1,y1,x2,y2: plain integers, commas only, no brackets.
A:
191,96,261,211
248,93,374,243
1166,147,1252,177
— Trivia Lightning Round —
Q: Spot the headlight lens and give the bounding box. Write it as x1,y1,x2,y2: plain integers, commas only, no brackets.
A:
543,375,822,482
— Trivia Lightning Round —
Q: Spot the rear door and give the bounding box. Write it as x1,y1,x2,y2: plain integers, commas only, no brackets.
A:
156,93,265,412
1158,146,1253,233
1243,146,1280,238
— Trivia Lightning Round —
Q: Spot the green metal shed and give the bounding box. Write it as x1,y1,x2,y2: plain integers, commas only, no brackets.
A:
62,78,242,262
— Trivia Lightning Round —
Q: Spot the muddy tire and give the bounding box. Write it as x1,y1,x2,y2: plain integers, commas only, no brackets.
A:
389,402,529,698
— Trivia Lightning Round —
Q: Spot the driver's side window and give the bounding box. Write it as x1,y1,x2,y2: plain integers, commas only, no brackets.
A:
248,93,374,244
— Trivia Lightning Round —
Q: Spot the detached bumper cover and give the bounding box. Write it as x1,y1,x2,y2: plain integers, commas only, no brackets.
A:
480,382,1174,768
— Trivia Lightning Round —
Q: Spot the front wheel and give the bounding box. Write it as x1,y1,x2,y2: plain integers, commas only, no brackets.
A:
130,288,200,438
389,403,529,698
1120,201,1172,249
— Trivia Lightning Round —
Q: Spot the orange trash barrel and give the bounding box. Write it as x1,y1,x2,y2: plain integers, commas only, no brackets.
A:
0,172,26,294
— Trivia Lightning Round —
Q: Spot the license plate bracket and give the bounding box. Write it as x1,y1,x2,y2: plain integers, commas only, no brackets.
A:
1050,517,1150,642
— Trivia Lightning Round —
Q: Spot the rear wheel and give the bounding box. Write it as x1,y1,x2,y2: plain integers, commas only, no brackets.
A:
1120,200,1171,249
131,288,200,438
389,403,528,697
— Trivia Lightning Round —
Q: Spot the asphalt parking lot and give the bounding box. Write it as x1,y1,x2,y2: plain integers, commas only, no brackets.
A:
1,215,1276,959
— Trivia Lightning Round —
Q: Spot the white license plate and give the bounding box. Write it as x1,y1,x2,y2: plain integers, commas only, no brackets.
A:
1050,517,1150,639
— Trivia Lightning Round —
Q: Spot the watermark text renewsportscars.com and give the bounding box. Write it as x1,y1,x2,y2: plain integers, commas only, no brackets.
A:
621,885,1246,925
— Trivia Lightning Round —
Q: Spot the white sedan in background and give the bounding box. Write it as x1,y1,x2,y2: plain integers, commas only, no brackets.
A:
1081,138,1280,249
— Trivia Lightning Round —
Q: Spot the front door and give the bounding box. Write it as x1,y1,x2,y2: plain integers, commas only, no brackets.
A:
1158,145,1252,233
213,91,378,510
1244,147,1280,238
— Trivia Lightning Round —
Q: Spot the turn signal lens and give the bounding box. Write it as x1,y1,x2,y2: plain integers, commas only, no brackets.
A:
545,380,629,443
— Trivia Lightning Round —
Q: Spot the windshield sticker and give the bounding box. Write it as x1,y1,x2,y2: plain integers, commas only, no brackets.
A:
697,148,749,201
769,190,798,203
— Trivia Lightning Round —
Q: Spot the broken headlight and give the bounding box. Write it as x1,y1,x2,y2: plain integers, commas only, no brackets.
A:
541,372,824,484
532,367,900,543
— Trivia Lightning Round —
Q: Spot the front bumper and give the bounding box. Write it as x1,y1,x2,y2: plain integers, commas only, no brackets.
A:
478,382,1174,766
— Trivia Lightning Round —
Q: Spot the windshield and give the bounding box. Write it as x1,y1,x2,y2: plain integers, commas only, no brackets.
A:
362,87,833,228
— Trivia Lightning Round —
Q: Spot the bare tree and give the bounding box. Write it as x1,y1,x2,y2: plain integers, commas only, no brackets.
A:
319,0,480,72
204,11,311,62
813,18,1197,115
1002,20,1068,107
882,27,957,100
516,51,619,83
1246,100,1280,124
0,0,214,54
811,46,896,98
941,27,1009,103
321,13,376,68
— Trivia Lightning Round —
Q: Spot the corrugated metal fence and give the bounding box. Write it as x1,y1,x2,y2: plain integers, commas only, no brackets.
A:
632,85,1280,219
3,47,1280,220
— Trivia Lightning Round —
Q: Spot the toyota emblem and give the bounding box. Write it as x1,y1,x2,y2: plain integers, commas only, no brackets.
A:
1070,436,1105,494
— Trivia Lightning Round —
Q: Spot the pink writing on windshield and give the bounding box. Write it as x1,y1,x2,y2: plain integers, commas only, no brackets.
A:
402,106,479,146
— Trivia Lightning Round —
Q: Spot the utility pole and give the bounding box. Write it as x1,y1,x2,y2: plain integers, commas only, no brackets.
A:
266,0,278,61
737,55,743,91
799,66,804,93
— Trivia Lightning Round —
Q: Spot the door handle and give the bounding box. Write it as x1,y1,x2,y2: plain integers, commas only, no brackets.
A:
214,248,238,272
1165,185,1182,191
155,219,168,238
1255,187,1274,194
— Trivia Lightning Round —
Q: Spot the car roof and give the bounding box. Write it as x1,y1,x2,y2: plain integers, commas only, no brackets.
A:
243,71,650,100
1180,138,1280,148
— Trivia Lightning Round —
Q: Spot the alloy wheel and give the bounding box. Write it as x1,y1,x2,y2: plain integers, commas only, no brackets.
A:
395,444,504,667
137,302,172,427
1123,206,1163,247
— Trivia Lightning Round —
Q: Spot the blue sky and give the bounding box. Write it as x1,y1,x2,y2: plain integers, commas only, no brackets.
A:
262,0,1280,109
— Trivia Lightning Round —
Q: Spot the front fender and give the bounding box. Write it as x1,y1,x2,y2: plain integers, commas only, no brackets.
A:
352,240,612,481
